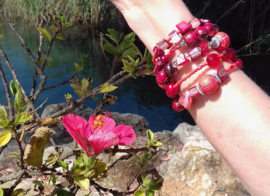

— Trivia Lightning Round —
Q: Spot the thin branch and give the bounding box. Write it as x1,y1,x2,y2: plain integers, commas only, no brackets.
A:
42,73,76,91
35,98,48,112
33,28,61,103
7,170,26,195
30,21,44,97
14,129,24,169
105,147,148,154
0,62,11,106
0,45,29,102
0,169,25,184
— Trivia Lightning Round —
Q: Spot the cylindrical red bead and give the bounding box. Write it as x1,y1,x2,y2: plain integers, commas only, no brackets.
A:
195,26,208,41
206,53,220,69
166,83,180,98
184,32,198,46
200,42,210,57
156,70,168,85
221,48,232,61
172,98,184,112
204,23,216,37
198,74,219,94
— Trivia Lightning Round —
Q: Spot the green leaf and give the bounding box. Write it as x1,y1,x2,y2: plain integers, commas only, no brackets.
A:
122,48,140,58
104,43,117,55
0,23,4,29
11,188,26,196
23,127,53,167
82,154,96,169
65,22,71,28
56,33,65,40
72,154,84,172
134,190,144,196
87,160,107,180
70,84,84,98
32,180,44,188
0,34,3,39
0,107,9,129
92,96,100,103
81,77,92,94
149,140,163,147
49,26,57,33
57,190,71,196
0,131,12,147
14,91,25,110
118,32,136,52
64,93,73,102
58,160,69,170
74,63,83,73
145,191,154,196
100,83,118,93
122,59,137,79
37,27,52,42
106,29,120,43
146,129,154,142
9,80,20,97
73,176,89,190
8,99,14,108
14,112,33,126
60,16,66,23
49,175,56,185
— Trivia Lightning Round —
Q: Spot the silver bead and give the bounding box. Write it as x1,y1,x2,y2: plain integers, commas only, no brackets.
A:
209,36,220,49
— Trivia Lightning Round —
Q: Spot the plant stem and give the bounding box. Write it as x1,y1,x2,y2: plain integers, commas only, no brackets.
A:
14,128,24,169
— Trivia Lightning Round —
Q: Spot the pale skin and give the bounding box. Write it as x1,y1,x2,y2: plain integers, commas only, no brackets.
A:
108,0,270,195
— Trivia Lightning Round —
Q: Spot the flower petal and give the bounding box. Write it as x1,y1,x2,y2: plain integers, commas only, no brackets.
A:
88,115,116,132
111,125,136,145
88,130,119,155
62,114,90,137
73,132,95,157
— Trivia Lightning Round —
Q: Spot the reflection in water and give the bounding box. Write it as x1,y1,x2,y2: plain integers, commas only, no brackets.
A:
0,21,195,132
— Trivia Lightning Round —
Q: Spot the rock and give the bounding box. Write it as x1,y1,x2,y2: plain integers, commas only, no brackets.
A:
158,123,250,196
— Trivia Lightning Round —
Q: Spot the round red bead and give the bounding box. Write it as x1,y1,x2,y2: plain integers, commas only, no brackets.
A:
206,53,220,69
215,32,230,52
204,23,216,37
172,98,184,112
156,70,167,85
235,59,243,69
198,74,219,94
160,55,168,64
221,48,232,61
166,83,180,98
195,26,208,41
230,48,237,61
184,32,198,46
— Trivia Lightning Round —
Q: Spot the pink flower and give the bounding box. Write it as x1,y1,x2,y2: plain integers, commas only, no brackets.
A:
62,114,136,157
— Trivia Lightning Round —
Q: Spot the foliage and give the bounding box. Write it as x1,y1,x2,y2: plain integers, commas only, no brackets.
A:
134,174,163,196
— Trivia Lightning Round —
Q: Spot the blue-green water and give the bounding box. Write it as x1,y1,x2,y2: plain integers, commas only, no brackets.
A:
0,22,195,132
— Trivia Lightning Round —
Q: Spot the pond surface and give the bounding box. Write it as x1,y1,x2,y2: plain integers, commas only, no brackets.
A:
1,21,270,132
0,21,196,132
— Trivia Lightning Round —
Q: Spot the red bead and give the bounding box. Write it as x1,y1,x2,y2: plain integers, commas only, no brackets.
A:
160,55,168,64
206,53,220,69
230,48,237,61
164,63,176,77
178,93,193,109
215,32,230,52
153,46,164,58
184,32,198,46
172,98,184,112
235,59,243,69
169,30,182,44
189,18,201,29
176,53,189,66
195,26,208,41
188,86,201,97
156,39,172,50
217,66,229,82
200,19,211,25
198,74,219,95
199,42,210,57
188,47,201,61
204,23,216,37
156,80,167,89
166,83,180,98
156,70,168,85
221,48,232,61
176,21,191,35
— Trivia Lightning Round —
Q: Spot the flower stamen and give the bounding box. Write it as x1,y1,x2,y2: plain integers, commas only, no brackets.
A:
92,115,105,132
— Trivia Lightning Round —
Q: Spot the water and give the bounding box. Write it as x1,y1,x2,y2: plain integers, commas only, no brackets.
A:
0,22,195,132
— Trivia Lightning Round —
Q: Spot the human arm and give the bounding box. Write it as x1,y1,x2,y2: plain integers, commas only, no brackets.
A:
108,0,270,195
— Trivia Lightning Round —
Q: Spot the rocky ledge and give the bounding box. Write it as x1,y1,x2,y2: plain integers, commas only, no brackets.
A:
0,103,250,196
